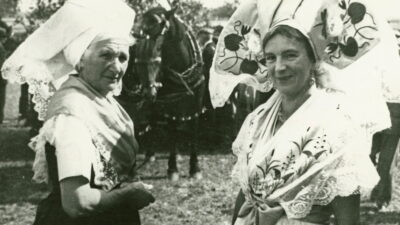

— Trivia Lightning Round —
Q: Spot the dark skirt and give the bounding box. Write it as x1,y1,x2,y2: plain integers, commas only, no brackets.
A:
33,144,141,225
33,191,141,225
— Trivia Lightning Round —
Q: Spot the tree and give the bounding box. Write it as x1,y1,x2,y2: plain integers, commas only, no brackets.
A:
210,1,237,19
13,0,211,36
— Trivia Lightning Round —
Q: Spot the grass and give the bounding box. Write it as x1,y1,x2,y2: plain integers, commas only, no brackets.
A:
0,84,399,225
1,125,400,225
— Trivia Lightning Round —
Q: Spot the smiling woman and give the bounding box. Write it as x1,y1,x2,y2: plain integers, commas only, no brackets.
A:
210,0,400,225
263,25,315,101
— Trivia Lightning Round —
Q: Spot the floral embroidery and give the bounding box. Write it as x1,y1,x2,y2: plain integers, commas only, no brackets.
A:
219,20,267,76
315,0,378,62
92,135,120,190
248,127,331,202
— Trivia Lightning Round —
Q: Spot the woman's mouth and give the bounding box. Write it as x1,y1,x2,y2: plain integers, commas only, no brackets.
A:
276,75,294,82
104,74,120,82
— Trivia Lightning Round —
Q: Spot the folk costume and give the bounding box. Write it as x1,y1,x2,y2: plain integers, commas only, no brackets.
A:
210,0,400,224
1,0,141,224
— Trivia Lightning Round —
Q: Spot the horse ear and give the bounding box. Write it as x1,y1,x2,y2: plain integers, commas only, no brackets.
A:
166,0,179,19
165,9,175,19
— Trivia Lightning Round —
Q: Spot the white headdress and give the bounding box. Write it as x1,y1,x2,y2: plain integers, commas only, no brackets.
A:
210,0,400,133
1,0,136,120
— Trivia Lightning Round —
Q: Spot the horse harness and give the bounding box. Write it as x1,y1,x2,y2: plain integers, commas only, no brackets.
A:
138,15,204,96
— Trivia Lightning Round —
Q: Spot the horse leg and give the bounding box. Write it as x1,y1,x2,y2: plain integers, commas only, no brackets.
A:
167,128,180,181
189,118,202,180
140,132,156,162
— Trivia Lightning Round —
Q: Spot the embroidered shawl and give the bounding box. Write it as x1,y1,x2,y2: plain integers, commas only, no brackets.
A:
232,86,379,224
31,75,138,190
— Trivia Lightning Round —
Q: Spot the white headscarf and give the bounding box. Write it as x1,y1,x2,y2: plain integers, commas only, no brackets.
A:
1,0,136,120
210,0,400,134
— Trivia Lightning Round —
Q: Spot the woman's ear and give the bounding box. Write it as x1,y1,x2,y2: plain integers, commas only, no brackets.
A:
75,59,84,73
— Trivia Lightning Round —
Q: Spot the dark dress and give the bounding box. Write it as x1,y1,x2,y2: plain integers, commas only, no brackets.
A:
202,41,216,110
0,42,7,123
33,144,141,225
370,103,400,208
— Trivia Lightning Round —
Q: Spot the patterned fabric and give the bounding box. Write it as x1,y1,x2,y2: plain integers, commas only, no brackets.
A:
30,76,138,190
232,86,379,224
210,0,400,135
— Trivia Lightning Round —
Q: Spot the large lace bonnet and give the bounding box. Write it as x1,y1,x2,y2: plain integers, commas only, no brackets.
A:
1,0,136,120
210,0,400,133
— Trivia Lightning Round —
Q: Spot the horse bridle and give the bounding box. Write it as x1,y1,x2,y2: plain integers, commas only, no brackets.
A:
136,12,204,96
135,14,170,91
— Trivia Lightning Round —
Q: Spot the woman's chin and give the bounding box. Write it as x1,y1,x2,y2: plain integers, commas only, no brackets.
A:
275,84,295,95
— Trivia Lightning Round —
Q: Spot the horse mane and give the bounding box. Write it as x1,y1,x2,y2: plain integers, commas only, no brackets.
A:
143,7,186,42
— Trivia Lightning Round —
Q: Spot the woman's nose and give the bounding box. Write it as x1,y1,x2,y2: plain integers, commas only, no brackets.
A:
275,57,287,72
109,58,124,74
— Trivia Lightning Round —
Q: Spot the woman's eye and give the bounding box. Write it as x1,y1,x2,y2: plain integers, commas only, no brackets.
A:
285,53,298,60
265,55,276,63
101,53,113,60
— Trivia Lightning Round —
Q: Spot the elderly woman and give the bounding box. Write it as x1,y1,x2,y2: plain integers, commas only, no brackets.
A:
210,0,400,225
1,1,154,225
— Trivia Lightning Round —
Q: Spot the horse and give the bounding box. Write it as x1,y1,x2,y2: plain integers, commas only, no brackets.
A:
229,84,275,135
115,44,157,163
134,7,205,181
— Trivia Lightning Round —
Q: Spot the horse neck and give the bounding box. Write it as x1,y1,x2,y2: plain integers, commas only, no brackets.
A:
161,18,199,73
162,36,195,72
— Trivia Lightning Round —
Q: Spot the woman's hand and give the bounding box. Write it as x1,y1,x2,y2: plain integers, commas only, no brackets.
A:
121,182,155,210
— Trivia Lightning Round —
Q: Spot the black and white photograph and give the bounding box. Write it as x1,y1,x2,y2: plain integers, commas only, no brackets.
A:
1,0,400,224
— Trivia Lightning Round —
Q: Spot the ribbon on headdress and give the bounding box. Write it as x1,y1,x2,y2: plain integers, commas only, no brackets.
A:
1,0,135,120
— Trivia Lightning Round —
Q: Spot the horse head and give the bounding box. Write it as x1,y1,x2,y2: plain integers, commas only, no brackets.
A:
135,6,187,101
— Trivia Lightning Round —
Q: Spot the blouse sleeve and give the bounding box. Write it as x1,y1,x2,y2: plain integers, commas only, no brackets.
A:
52,114,96,182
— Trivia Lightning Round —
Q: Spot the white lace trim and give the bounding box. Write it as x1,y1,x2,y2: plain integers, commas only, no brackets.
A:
1,58,56,121
231,90,380,219
29,116,57,183
29,114,120,189
1,58,121,121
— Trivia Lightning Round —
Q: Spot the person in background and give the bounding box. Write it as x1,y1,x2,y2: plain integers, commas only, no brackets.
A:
1,1,155,224
212,25,223,45
370,100,400,210
0,24,9,124
197,28,215,110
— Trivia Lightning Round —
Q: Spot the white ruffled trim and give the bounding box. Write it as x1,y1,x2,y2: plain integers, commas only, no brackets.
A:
231,90,380,220
1,58,56,121
29,116,58,183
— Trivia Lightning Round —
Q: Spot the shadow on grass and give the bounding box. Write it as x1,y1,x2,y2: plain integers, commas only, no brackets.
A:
0,165,47,205
361,210,400,224
0,126,33,162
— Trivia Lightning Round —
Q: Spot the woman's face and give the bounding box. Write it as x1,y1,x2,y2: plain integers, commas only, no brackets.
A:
264,34,314,97
79,39,130,96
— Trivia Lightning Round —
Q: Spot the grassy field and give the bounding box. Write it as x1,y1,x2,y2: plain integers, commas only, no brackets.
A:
1,83,400,225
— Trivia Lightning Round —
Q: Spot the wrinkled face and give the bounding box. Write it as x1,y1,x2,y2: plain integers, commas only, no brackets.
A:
79,39,130,96
264,34,314,97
